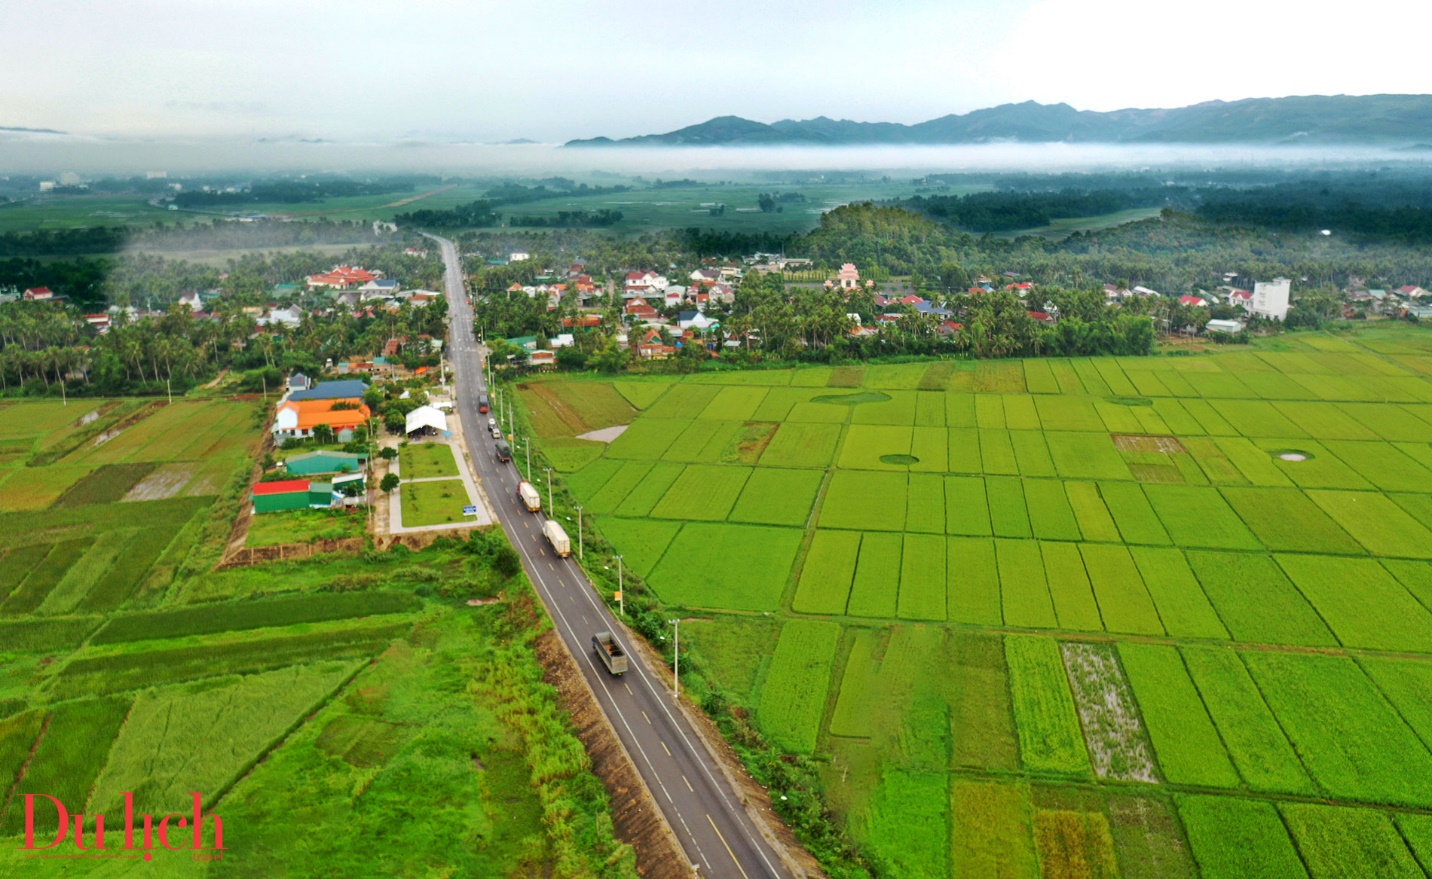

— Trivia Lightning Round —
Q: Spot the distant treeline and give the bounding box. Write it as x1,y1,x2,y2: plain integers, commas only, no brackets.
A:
172,178,420,207
677,228,798,258
0,257,110,309
0,228,129,257
901,187,1187,233
394,182,631,228
0,219,390,258
1195,178,1432,243
508,210,624,228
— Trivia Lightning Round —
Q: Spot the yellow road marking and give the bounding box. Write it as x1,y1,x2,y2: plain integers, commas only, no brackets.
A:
642,710,651,725
682,775,694,792
660,740,671,756
706,813,750,879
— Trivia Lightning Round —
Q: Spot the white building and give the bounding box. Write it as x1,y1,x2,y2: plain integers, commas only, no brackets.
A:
509,252,530,262
1252,278,1291,321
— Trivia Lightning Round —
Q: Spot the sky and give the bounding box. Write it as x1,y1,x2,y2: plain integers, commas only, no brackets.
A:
5,0,1432,144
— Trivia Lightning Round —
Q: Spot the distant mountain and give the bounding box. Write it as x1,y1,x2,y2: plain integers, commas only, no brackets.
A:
0,125,67,135
565,95,1432,147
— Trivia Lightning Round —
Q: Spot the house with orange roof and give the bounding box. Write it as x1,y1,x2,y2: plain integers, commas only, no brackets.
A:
271,399,371,442
306,266,380,289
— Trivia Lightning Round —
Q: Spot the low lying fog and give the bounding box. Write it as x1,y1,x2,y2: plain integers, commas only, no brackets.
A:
2,134,1428,177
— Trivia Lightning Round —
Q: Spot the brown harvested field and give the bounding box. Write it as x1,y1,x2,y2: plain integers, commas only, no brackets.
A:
517,381,635,438
1112,435,1188,455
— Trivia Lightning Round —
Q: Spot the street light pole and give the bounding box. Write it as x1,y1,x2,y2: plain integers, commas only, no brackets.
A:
544,466,554,513
526,440,531,482
615,555,624,616
574,504,583,558
669,618,681,698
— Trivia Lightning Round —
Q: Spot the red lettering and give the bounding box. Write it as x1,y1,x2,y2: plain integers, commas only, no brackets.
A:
123,791,135,850
23,795,67,850
190,793,224,850
158,814,186,851
142,813,154,862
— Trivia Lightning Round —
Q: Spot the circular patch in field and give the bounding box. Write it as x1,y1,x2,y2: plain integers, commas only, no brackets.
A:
811,391,893,405
1279,452,1308,461
1268,448,1314,462
881,454,920,465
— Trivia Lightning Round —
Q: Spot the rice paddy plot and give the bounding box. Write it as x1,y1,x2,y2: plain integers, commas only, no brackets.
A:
728,467,823,526
792,530,859,615
648,464,751,521
592,518,682,579
647,523,801,611
1004,635,1091,776
757,619,840,753
1244,651,1432,807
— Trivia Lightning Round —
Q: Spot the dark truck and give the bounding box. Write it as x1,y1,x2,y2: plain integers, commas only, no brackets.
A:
478,393,490,414
592,632,628,676
494,440,512,463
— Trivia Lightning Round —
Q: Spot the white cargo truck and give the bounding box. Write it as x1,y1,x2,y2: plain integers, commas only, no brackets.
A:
592,632,628,675
517,481,541,513
542,520,571,557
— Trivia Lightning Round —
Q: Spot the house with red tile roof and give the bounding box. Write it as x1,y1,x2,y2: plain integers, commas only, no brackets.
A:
306,266,379,289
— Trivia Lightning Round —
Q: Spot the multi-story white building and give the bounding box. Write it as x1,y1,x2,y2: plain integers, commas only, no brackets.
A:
1252,278,1291,321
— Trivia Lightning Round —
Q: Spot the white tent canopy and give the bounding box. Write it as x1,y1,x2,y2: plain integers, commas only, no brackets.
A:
405,405,448,435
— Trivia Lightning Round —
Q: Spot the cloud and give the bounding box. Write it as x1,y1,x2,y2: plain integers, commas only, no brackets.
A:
1003,0,1432,109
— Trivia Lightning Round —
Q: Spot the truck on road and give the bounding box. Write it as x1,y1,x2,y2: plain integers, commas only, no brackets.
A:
542,520,571,557
517,481,541,512
592,631,628,676
478,394,490,414
494,440,512,463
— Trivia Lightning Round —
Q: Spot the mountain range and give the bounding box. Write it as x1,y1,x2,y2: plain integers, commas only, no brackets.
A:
565,95,1432,147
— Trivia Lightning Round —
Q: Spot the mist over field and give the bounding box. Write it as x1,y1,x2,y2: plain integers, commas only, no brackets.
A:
3,133,1428,178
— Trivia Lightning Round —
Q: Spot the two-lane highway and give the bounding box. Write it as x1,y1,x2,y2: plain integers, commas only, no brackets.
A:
426,234,797,879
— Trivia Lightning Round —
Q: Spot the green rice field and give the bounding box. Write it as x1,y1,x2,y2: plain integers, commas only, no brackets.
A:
519,325,1432,878
0,395,634,877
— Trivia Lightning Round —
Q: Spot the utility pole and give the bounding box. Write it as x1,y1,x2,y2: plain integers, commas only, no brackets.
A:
616,555,624,616
669,618,681,698
526,440,531,482
544,466,554,513
574,504,583,558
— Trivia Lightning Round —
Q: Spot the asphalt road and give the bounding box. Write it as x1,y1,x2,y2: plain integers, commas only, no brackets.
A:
427,233,795,879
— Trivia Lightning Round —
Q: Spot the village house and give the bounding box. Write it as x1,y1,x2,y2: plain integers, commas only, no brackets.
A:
289,379,369,402
306,266,380,289
625,300,659,321
23,287,56,301
250,479,342,513
623,270,669,297
271,399,372,442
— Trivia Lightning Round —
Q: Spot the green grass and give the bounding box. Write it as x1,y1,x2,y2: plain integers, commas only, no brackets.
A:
1098,481,1171,545
1277,554,1432,651
1219,486,1363,553
649,463,751,520
400,442,459,479
53,462,155,506
898,534,946,621
92,592,421,644
1280,803,1424,879
648,523,801,611
820,470,906,531
986,476,1031,537
997,539,1056,629
53,621,410,698
398,477,470,526
1004,635,1090,776
1244,651,1432,807
757,619,840,753
947,537,1002,626
0,538,91,615
1178,796,1309,879
792,531,859,615
847,532,903,617
1128,547,1228,639
88,663,354,816
1118,644,1239,787
1079,544,1164,635
1307,490,1432,558
1186,550,1336,646
728,467,823,526
592,517,682,579
861,771,950,878
1,697,132,835
247,507,366,547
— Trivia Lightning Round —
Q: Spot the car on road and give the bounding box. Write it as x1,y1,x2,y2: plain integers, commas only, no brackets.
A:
487,417,497,428
478,394,490,414
491,426,502,439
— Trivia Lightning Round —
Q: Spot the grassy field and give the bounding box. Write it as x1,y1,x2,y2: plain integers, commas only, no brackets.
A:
520,323,1432,877
0,397,636,877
